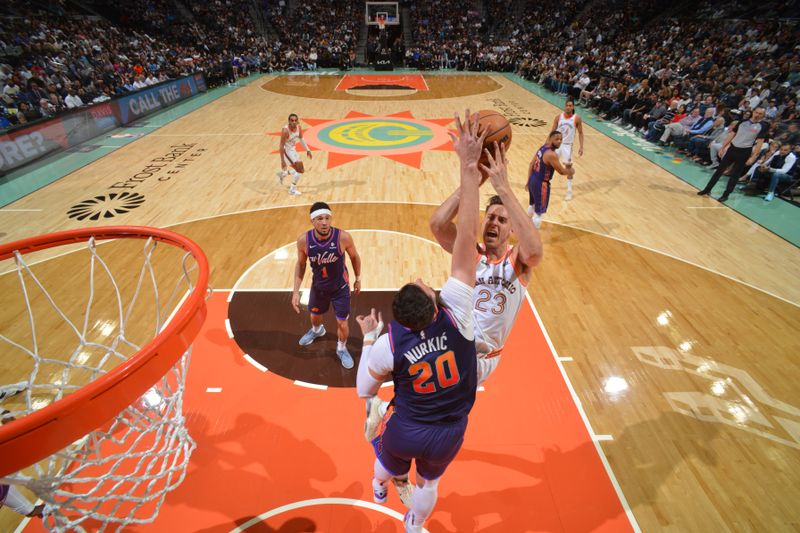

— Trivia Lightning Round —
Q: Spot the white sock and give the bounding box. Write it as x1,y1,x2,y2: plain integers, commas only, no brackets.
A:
527,205,534,216
312,324,323,333
533,214,542,229
567,179,573,192
410,482,438,527
289,169,300,185
372,478,388,495
337,340,346,351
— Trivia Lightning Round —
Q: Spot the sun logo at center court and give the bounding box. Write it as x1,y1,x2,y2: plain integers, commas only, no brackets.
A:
268,111,455,169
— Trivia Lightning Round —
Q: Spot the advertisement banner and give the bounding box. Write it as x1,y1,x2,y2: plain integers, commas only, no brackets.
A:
0,74,206,175
113,76,203,124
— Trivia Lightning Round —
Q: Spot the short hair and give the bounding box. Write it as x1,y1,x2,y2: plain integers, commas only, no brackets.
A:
565,99,574,105
288,113,298,120
548,130,562,138
486,195,503,210
393,284,435,331
310,201,331,214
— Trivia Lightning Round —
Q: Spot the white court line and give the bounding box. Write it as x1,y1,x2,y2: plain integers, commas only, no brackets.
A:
148,133,265,137
558,356,574,362
243,354,267,372
229,229,442,298
229,497,428,533
0,209,43,212
594,434,615,441
524,292,641,532
294,380,328,390
159,202,799,308
206,387,223,393
224,319,234,338
13,516,32,533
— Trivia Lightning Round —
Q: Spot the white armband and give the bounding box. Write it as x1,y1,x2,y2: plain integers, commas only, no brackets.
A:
356,345,382,398
363,319,384,343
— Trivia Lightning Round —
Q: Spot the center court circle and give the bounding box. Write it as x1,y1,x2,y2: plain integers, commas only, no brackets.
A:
304,117,452,156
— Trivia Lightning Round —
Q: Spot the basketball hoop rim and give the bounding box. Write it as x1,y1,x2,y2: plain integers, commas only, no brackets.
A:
0,226,209,478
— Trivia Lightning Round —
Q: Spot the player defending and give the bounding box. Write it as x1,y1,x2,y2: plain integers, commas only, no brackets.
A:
551,99,584,200
355,109,482,533
292,202,361,369
277,113,312,195
527,131,575,228
428,141,543,385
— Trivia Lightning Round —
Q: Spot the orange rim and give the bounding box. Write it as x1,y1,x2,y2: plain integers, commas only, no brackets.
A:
0,226,209,478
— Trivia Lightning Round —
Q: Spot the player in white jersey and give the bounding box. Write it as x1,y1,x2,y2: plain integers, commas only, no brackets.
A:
551,100,584,200
277,113,312,195
363,142,543,444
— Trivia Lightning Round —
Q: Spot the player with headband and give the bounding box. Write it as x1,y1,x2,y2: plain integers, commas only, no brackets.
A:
292,202,362,368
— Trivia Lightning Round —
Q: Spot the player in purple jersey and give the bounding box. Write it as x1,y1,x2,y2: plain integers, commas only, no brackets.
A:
526,130,575,229
292,202,362,368
355,110,484,533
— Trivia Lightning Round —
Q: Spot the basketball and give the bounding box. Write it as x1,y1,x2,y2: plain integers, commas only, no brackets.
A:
476,110,512,183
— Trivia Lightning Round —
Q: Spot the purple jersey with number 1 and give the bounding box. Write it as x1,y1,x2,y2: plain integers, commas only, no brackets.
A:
306,227,348,291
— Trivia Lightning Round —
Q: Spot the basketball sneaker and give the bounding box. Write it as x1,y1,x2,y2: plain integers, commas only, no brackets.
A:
393,477,413,508
372,479,388,504
364,396,384,442
404,511,423,533
298,325,325,346
288,186,302,195
336,346,354,369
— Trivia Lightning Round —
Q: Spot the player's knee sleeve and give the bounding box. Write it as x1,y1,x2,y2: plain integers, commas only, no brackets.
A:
411,480,438,522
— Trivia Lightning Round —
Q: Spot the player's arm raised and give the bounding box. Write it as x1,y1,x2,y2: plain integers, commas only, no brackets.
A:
450,110,485,287
544,150,574,176
291,234,308,313
341,230,362,295
481,142,543,274
429,189,460,254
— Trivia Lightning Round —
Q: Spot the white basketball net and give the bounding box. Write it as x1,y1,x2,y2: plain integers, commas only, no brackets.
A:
0,236,200,532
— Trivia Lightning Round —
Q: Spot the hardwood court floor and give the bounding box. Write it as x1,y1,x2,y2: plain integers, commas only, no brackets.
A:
2,74,799,532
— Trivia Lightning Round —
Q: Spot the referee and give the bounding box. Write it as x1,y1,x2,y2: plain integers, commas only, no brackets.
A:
697,107,768,202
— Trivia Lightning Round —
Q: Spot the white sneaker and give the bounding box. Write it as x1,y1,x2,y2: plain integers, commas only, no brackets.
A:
765,192,775,202
364,397,385,442
532,215,542,229
404,511,423,533
372,479,388,504
527,205,534,216
393,478,413,508
288,187,302,195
